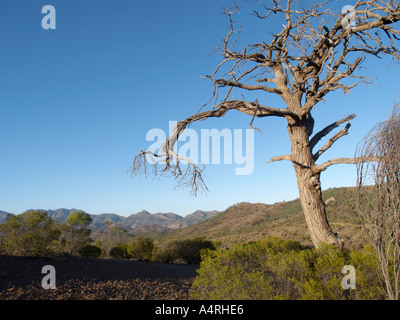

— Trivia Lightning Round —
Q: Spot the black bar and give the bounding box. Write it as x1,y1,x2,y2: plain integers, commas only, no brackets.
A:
1,300,399,319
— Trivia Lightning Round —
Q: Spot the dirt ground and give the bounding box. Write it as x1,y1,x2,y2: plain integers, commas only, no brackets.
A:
0,255,198,300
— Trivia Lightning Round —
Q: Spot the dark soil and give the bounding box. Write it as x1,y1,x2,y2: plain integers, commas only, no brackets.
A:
0,255,198,300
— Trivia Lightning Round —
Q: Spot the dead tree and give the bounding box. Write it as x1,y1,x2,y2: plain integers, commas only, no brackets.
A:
133,0,400,248
356,103,400,300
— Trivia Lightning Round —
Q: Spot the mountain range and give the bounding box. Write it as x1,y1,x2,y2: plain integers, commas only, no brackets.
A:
0,208,220,232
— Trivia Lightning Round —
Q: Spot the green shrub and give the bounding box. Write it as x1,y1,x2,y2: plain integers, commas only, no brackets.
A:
301,243,350,300
349,245,386,300
152,245,176,263
191,242,274,299
191,237,308,299
190,237,385,300
79,244,103,258
0,210,60,257
127,236,155,261
110,244,130,260
168,237,215,264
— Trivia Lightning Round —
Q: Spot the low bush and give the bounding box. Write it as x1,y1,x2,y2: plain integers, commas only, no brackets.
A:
79,245,103,258
190,237,386,300
0,210,60,257
152,245,176,263
127,236,155,261
110,244,130,260
168,237,216,264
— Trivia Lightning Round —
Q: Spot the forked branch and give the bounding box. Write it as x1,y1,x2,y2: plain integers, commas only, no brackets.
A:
313,122,352,161
310,114,356,150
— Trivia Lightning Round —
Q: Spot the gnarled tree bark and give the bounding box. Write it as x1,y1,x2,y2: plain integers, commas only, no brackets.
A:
288,116,341,247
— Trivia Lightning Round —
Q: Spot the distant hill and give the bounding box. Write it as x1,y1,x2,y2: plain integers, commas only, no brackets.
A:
128,224,172,238
161,186,371,248
89,209,219,231
90,213,126,229
0,208,220,233
48,209,82,223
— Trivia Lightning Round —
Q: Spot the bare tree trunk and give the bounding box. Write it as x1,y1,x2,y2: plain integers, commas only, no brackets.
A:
288,121,341,248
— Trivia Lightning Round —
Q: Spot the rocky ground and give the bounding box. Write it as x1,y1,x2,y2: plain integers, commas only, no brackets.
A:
0,255,198,300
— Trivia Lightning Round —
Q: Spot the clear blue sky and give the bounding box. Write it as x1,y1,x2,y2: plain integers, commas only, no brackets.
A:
0,0,399,217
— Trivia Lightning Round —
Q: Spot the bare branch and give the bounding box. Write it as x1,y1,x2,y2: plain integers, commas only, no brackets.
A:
266,154,292,163
215,78,282,95
313,122,352,161
131,150,208,197
132,99,297,194
324,197,336,206
313,155,381,173
166,100,297,157
249,99,263,133
310,114,356,150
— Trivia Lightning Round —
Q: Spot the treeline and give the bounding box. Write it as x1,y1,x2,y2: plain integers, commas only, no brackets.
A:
0,210,215,264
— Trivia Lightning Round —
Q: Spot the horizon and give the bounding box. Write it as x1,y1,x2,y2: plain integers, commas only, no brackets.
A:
1,1,399,217
0,184,361,217
0,206,220,217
